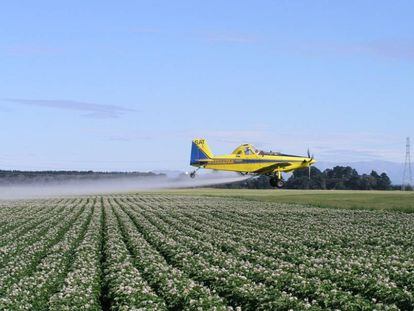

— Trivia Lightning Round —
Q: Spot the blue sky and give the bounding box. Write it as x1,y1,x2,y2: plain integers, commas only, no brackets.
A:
1,1,413,171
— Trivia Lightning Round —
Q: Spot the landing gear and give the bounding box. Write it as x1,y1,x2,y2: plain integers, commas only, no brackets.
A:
276,179,285,188
269,177,284,188
189,167,201,178
269,172,284,188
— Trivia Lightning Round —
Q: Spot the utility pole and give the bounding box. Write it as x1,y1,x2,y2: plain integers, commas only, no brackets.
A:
402,137,412,191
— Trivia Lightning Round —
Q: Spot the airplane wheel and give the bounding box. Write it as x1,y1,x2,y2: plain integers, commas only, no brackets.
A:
190,172,196,178
276,179,285,188
269,177,277,187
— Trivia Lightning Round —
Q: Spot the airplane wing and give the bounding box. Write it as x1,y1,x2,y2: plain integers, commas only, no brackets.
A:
253,162,292,174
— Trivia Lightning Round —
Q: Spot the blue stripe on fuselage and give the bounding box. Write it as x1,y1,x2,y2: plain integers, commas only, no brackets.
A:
208,159,296,164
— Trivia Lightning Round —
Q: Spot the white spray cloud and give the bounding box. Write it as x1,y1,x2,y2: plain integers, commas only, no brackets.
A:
0,172,249,200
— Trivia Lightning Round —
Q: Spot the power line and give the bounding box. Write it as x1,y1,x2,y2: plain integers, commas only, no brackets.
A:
402,137,412,191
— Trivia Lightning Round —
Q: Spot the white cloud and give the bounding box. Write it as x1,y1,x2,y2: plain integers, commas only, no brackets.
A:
3,98,135,118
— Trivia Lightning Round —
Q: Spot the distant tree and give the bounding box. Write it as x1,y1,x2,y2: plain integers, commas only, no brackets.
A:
360,174,377,190
370,170,380,179
283,166,393,191
376,172,392,190
323,166,359,189
0,170,165,186
334,181,347,190
403,184,413,191
286,167,323,189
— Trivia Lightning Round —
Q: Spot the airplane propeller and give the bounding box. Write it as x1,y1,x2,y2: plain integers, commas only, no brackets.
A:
306,149,314,180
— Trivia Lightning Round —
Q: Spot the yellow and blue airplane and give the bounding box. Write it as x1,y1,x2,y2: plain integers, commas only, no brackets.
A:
189,138,316,188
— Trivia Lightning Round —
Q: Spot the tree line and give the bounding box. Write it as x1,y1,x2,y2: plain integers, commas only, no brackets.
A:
0,170,164,186
215,166,396,190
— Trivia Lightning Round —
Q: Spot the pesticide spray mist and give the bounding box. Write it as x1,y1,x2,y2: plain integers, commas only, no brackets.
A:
0,172,250,200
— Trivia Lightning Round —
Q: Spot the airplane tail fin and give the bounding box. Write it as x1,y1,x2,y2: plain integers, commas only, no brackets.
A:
190,138,213,165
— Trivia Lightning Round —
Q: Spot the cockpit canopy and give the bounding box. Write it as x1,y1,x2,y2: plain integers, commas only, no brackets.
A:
231,144,281,156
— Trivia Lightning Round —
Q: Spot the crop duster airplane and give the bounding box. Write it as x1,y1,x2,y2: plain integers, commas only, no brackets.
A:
189,138,316,188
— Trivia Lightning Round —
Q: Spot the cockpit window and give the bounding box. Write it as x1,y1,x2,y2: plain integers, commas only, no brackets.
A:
244,147,255,155
256,149,280,156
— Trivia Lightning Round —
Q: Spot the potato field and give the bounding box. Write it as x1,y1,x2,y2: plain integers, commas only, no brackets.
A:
0,194,413,310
